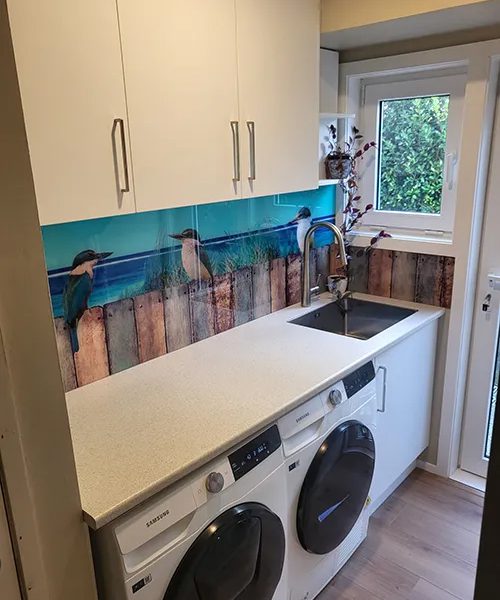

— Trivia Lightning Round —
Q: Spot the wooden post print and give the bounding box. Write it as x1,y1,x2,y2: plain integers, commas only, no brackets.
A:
53,243,455,392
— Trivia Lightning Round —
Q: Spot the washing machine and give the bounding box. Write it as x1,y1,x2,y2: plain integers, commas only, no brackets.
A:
91,424,288,600
278,361,377,600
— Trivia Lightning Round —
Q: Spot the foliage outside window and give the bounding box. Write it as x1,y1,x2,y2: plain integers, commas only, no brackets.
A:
377,95,450,215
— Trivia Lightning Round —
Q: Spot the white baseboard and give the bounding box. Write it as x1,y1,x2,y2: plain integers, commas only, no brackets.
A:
416,460,445,476
368,460,454,517
368,461,417,516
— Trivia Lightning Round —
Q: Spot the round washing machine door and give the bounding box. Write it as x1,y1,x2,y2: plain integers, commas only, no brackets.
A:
164,502,285,600
297,419,375,555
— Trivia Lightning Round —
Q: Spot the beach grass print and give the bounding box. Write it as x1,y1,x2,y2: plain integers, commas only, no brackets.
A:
44,190,337,318
42,189,454,391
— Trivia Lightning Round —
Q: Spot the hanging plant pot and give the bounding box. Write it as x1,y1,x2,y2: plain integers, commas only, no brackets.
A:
324,152,352,180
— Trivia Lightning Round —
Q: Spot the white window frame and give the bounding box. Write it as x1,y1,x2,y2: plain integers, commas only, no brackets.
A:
357,72,466,233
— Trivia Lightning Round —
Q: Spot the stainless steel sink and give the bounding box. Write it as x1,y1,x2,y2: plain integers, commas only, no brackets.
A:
289,298,416,340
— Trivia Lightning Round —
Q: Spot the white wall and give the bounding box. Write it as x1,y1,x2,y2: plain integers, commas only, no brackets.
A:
0,0,98,596
339,40,500,474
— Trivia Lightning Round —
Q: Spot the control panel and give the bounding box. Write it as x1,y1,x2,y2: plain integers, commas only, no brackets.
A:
229,425,281,481
342,362,375,398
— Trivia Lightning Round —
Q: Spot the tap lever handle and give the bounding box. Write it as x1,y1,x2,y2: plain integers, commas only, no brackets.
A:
327,275,346,295
314,273,323,293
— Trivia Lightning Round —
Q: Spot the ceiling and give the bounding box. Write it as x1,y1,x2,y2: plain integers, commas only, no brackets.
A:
321,0,500,50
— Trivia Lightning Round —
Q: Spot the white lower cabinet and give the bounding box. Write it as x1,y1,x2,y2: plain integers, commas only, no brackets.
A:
370,321,439,507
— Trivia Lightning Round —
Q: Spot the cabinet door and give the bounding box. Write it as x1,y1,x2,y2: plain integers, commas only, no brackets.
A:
370,321,438,505
117,0,240,212
236,0,320,198
7,0,135,225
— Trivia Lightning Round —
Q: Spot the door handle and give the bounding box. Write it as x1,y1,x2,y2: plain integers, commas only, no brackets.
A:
482,293,492,313
377,365,388,413
113,118,130,193
230,121,240,182
247,121,256,181
445,152,457,190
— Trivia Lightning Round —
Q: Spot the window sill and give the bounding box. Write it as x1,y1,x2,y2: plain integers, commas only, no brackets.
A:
348,225,455,257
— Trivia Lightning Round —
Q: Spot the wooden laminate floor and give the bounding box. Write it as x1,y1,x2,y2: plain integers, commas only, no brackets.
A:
317,469,484,600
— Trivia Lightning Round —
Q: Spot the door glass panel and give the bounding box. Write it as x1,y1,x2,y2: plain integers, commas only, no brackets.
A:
485,328,500,459
296,421,375,555
164,503,285,600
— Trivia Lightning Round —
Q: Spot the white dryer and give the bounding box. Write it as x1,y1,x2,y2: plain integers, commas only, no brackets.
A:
278,362,377,600
91,424,288,600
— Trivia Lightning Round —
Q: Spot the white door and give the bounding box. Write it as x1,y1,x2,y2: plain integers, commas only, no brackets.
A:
7,0,135,225
117,0,240,212
0,481,21,600
460,83,500,478
236,0,320,198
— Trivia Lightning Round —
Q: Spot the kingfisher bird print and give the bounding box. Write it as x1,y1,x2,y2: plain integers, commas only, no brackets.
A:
169,229,214,281
63,250,112,352
42,190,453,391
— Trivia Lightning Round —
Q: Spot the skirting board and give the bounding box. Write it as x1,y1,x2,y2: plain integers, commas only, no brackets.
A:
416,459,445,476
368,461,417,516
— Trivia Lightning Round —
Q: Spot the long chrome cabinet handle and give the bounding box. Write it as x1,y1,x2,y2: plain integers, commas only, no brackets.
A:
230,121,240,182
377,365,388,413
114,118,130,193
247,120,256,181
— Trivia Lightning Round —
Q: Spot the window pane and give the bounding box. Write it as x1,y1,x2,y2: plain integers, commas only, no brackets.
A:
377,95,450,214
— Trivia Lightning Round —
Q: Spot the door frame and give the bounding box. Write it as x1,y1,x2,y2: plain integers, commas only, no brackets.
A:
435,52,500,478
0,470,22,600
459,72,500,478
340,42,500,479
474,391,500,597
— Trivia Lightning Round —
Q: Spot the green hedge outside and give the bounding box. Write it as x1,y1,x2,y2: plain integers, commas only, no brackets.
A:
378,95,449,214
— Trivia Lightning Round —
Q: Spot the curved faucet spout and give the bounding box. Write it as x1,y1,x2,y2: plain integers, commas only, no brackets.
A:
301,221,347,307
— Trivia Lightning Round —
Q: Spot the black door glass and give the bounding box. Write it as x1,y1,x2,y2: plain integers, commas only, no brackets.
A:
164,502,285,600
297,420,375,555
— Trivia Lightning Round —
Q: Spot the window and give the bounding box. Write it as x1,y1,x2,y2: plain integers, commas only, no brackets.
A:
378,95,449,214
358,73,466,233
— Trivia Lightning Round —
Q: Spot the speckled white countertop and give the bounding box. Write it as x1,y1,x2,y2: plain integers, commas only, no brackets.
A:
65,293,444,529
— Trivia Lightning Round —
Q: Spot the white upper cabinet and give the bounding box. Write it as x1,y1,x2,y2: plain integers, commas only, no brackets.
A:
7,0,135,225
8,1,320,223
117,0,241,212
117,0,320,212
236,0,320,198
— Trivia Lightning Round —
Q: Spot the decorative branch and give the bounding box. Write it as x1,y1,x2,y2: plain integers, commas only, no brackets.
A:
328,125,392,273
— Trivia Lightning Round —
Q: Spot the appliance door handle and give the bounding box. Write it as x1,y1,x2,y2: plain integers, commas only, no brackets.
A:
377,365,388,413
247,121,256,181
114,118,130,193
230,121,240,182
